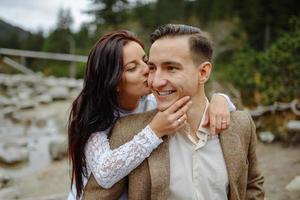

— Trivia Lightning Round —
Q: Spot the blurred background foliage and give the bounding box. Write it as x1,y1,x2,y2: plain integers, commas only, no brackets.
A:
0,0,299,106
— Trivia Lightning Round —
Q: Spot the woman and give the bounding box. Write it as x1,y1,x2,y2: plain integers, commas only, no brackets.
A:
67,30,235,200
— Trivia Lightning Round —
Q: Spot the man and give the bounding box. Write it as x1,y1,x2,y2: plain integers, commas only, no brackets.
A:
83,24,264,200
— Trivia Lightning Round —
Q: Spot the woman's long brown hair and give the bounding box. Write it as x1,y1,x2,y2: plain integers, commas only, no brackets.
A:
68,30,144,198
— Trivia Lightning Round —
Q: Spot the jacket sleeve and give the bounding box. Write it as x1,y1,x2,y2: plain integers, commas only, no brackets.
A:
246,114,265,199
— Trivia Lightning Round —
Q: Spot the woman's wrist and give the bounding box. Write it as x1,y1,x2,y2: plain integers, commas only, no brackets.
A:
212,93,236,112
148,124,164,138
144,125,164,143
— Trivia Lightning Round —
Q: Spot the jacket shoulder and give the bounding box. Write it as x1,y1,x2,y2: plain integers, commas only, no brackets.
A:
109,110,157,148
118,109,157,126
230,110,256,146
231,110,252,123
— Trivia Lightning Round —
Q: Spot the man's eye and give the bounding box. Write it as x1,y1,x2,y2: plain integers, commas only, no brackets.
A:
167,66,177,71
148,66,155,71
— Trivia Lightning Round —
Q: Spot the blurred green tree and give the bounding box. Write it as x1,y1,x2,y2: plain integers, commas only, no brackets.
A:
43,8,73,53
221,17,300,105
87,0,129,28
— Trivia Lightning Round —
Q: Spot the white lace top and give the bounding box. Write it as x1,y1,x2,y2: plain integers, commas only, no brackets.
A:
68,94,161,200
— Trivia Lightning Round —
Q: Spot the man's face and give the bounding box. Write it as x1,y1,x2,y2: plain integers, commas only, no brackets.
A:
148,36,201,111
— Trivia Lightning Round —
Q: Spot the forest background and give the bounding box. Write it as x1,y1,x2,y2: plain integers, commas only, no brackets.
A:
0,0,299,106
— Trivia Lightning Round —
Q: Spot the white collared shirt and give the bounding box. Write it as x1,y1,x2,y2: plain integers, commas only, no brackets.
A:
168,100,229,200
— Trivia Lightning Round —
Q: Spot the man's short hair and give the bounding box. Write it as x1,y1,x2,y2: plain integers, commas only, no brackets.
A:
150,24,213,65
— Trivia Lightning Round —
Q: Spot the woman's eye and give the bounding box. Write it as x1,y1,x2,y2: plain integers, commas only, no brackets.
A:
148,66,155,72
127,66,136,72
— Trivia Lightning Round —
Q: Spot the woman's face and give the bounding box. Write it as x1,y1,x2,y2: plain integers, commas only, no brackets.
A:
117,41,150,109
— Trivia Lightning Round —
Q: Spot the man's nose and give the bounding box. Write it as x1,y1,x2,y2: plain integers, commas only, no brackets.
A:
151,71,167,89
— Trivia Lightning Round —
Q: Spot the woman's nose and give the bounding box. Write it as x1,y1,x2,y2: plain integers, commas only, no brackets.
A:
142,62,149,75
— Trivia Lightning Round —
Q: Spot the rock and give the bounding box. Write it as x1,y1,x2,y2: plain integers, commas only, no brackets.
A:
287,120,300,144
11,112,32,125
17,86,33,100
44,119,59,135
1,137,28,148
36,94,53,104
48,86,69,100
0,119,24,136
0,97,10,107
0,171,11,189
0,145,29,164
16,100,37,110
34,84,49,95
287,120,300,132
49,137,67,160
60,78,80,89
286,176,300,191
0,107,17,118
44,76,59,87
0,187,20,199
258,131,275,143
0,97,19,107
26,118,59,137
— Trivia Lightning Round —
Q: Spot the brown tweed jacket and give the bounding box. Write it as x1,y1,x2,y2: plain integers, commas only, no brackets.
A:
83,110,264,200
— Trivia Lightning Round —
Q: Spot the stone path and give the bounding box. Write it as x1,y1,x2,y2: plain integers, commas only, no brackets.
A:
257,142,300,200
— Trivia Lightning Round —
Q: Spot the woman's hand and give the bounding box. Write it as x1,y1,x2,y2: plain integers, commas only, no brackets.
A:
203,95,231,134
150,96,192,138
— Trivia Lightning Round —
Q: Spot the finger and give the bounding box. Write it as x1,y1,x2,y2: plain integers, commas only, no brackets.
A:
209,115,216,135
177,119,187,130
226,114,230,128
221,118,227,130
172,100,192,120
165,96,190,114
175,115,187,130
176,114,187,126
216,114,222,130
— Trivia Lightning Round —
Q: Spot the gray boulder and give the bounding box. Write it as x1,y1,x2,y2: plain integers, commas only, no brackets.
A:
0,145,29,164
0,171,11,189
258,131,275,143
287,120,300,144
288,120,300,132
16,100,37,110
0,187,20,200
36,94,53,104
48,86,69,100
286,176,300,191
49,137,67,160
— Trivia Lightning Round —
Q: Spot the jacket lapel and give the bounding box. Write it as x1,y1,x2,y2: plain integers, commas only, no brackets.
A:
148,136,170,200
220,116,244,200
126,109,170,199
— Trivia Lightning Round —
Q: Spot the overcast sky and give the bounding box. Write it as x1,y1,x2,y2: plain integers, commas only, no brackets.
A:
0,0,93,33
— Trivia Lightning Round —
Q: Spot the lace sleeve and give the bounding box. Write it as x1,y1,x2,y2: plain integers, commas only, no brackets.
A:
85,125,163,189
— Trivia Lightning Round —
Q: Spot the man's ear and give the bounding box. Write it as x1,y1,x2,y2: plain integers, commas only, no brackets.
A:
198,61,212,84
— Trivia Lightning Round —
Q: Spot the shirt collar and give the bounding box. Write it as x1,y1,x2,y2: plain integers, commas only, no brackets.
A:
197,98,210,135
185,98,213,149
